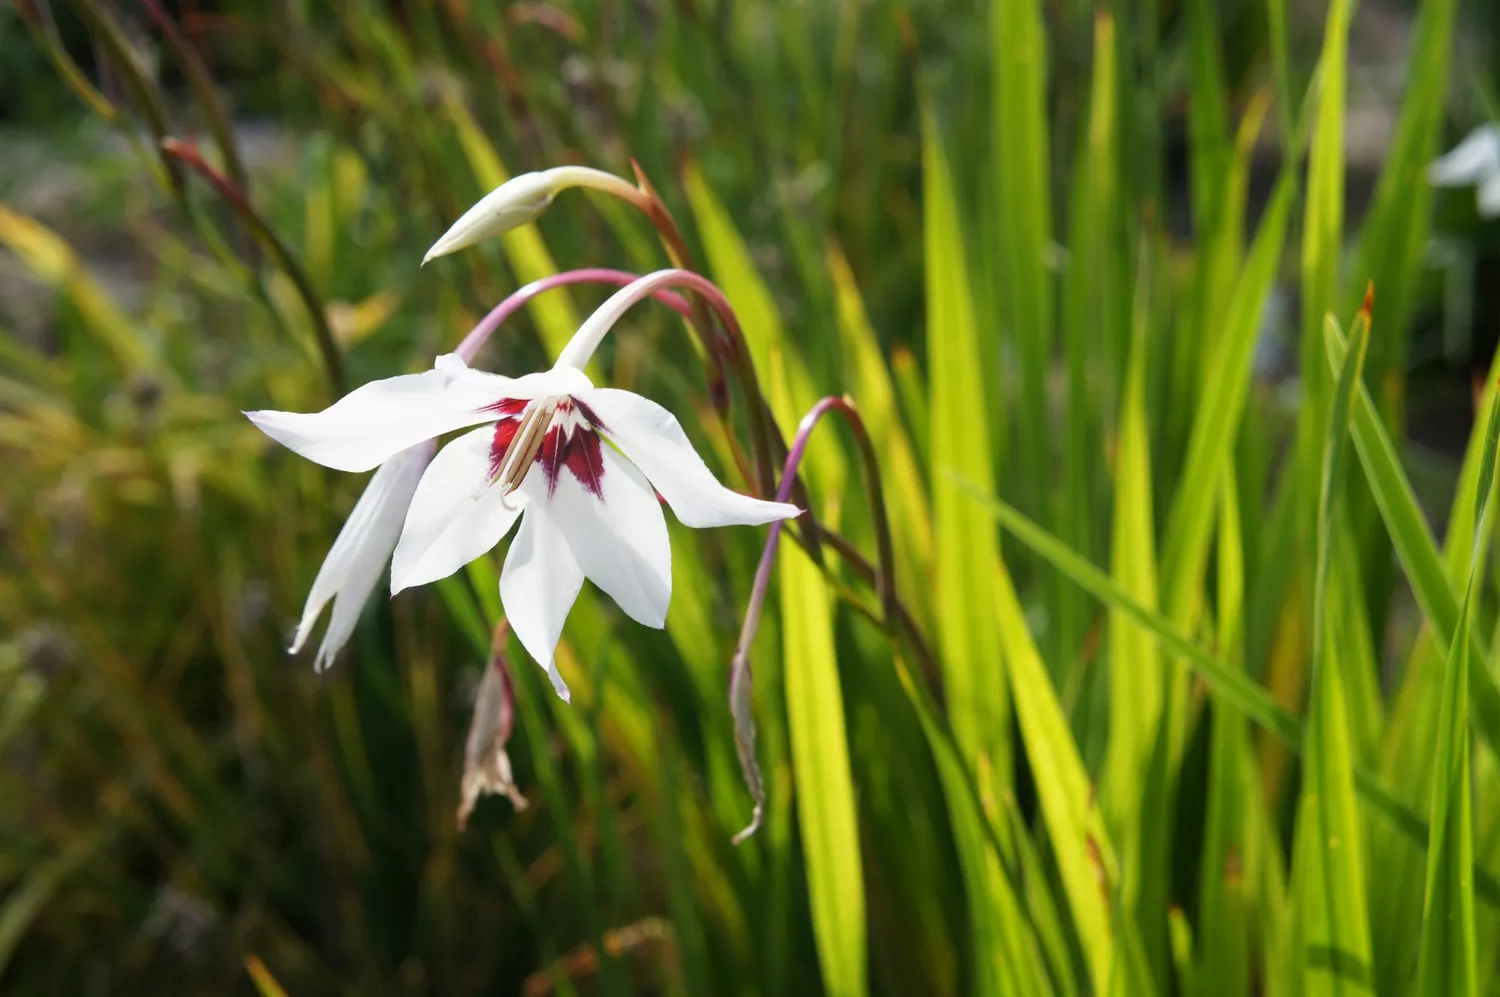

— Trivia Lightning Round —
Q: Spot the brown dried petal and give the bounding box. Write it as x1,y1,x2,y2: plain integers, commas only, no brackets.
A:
457,658,528,829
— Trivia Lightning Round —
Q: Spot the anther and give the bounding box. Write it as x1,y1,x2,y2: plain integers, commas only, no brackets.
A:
493,401,556,494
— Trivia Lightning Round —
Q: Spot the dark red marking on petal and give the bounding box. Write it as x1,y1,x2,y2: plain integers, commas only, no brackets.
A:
538,425,565,496
537,423,606,500
488,418,520,479
481,397,528,417
565,427,606,499
484,396,608,497
573,397,608,432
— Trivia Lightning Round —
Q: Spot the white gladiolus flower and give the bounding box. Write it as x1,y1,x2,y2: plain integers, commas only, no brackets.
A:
247,274,799,698
1429,124,1500,218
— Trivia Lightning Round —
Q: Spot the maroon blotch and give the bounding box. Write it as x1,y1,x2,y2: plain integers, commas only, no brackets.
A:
481,397,528,417
488,417,521,479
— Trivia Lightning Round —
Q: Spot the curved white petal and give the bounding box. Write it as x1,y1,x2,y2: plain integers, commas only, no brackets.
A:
540,443,672,629
391,426,527,594
554,270,684,369
247,357,590,473
248,368,496,473
1429,125,1500,187
1480,171,1500,219
423,172,557,264
291,441,433,670
500,507,584,701
579,388,801,528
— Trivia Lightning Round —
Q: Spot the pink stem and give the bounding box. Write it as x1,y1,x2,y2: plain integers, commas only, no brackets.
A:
729,395,887,844
454,268,694,362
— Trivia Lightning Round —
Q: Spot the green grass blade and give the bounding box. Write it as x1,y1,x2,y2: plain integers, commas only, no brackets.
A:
682,162,847,505
1413,597,1479,996
998,553,1131,994
885,644,1054,997
1412,379,1500,996
1266,0,1294,139
1185,0,1230,234
923,98,1022,997
1311,314,1368,687
921,711,1053,997
990,0,1054,517
781,542,867,997
1329,524,1383,759
1349,0,1458,381
1197,471,1249,997
1059,10,1121,681
827,242,933,628
1288,306,1372,996
957,480,1500,911
922,100,1010,786
1002,798,1082,997
1297,0,1351,449
1322,324,1500,763
1159,168,1296,651
964,480,1297,745
1444,372,1500,585
1101,235,1163,971
770,357,867,997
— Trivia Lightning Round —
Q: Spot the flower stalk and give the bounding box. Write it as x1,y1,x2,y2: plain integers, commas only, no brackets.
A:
555,268,779,498
453,268,694,363
163,138,343,396
729,394,899,843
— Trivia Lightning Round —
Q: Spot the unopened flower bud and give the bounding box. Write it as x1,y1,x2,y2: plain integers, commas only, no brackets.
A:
423,166,647,264
424,172,558,264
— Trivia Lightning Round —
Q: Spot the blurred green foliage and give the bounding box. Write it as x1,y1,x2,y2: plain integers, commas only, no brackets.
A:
5,0,1500,994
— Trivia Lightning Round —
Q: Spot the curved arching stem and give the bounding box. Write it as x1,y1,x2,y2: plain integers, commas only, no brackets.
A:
454,268,693,362
553,268,778,498
728,395,902,843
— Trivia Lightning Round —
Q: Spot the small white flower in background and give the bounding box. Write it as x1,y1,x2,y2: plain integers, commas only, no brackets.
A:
288,440,434,671
247,277,799,698
1429,124,1500,218
423,166,645,264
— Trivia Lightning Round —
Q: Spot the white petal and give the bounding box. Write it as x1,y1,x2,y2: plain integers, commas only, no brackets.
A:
433,353,593,399
539,442,672,629
423,172,557,263
248,369,495,473
500,507,584,701
1429,125,1500,187
246,357,590,473
391,425,527,594
579,388,802,527
1480,171,1500,219
291,441,433,670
